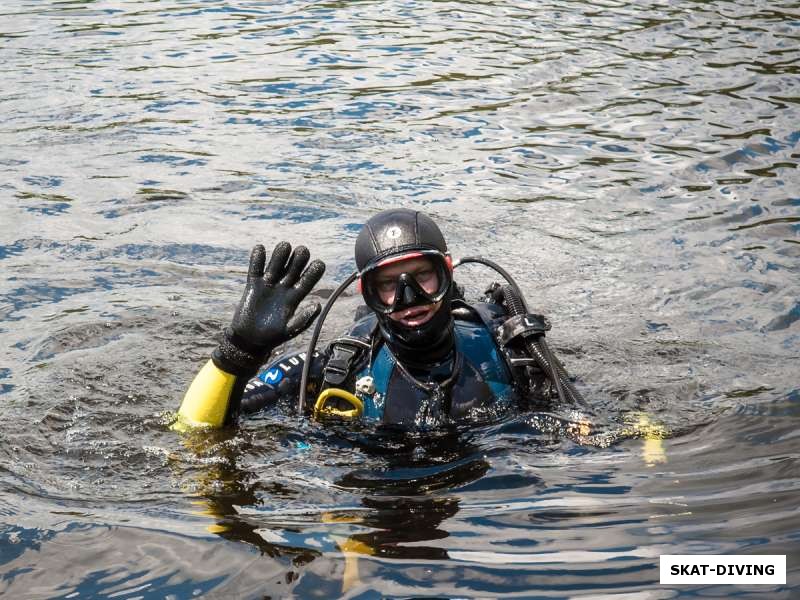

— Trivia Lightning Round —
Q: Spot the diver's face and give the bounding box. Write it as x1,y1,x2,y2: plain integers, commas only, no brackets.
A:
373,257,442,327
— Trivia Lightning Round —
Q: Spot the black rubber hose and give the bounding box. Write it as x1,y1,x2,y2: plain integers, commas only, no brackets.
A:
453,256,526,308
501,284,586,407
297,270,359,415
451,257,585,406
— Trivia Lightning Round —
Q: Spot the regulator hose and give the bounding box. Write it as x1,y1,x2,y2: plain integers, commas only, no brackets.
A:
452,256,585,406
297,256,585,415
298,270,359,415
453,256,526,306
500,284,587,408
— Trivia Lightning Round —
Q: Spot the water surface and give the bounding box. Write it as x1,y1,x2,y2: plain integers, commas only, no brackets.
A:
1,0,798,597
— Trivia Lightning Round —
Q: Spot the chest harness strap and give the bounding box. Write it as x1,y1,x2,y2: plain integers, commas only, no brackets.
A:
322,336,371,386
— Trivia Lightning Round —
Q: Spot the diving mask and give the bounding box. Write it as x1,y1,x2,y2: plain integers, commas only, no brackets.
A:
359,250,452,315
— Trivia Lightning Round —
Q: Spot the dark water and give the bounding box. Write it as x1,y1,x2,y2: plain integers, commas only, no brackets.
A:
1,0,798,597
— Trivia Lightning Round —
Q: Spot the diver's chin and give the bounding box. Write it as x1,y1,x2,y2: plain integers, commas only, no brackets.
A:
389,303,440,328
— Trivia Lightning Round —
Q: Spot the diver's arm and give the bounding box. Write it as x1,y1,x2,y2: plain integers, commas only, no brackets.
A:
240,349,327,415
178,359,250,428
177,242,325,428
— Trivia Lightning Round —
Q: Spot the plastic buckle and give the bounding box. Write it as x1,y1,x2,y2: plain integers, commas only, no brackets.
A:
497,314,551,346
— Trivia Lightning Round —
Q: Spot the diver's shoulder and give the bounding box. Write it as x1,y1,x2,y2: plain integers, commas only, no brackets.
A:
344,307,378,339
452,299,508,325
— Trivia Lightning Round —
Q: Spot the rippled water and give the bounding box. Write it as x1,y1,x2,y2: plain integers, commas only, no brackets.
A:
1,0,798,597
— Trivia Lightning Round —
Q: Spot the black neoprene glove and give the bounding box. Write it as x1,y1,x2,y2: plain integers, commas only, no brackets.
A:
212,242,326,376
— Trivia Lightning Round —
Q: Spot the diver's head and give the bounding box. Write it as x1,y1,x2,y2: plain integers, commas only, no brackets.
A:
355,208,455,363
372,256,444,328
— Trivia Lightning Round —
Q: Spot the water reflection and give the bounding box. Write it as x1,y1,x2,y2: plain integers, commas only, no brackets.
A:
181,426,471,594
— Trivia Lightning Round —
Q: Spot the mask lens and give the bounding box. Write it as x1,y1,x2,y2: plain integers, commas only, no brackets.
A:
361,252,450,314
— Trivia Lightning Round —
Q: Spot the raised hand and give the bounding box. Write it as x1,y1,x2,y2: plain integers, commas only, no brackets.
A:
212,242,325,376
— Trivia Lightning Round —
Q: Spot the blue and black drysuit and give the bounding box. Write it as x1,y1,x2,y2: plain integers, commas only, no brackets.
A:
239,299,551,426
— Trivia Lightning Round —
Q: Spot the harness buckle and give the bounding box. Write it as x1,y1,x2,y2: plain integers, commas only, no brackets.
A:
496,314,551,347
323,337,370,386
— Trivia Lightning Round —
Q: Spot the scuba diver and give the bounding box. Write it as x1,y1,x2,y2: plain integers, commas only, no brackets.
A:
178,208,583,429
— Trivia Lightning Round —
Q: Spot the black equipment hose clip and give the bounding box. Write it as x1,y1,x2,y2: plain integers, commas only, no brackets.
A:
496,314,552,347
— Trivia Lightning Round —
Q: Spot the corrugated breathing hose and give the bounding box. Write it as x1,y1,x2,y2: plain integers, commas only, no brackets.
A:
500,284,586,408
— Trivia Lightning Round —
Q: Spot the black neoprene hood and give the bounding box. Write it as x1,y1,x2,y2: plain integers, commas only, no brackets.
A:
355,208,448,272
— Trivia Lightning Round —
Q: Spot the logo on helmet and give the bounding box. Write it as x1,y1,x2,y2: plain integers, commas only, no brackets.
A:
386,226,402,239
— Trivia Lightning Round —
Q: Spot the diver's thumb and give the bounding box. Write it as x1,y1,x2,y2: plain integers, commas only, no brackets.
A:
286,302,321,339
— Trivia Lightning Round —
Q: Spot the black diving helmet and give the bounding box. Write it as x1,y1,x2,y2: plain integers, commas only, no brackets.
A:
359,249,453,315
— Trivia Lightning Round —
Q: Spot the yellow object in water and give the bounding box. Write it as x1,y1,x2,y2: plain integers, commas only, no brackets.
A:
335,535,374,593
321,512,374,593
627,413,668,466
176,359,237,428
190,499,231,534
314,388,364,420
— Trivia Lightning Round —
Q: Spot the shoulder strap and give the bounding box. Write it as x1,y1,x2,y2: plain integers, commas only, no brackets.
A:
322,313,378,386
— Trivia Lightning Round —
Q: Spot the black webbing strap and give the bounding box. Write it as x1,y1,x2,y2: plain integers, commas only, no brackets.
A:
322,337,371,386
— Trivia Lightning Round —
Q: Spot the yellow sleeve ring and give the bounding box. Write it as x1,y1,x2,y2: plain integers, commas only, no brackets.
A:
313,388,364,420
